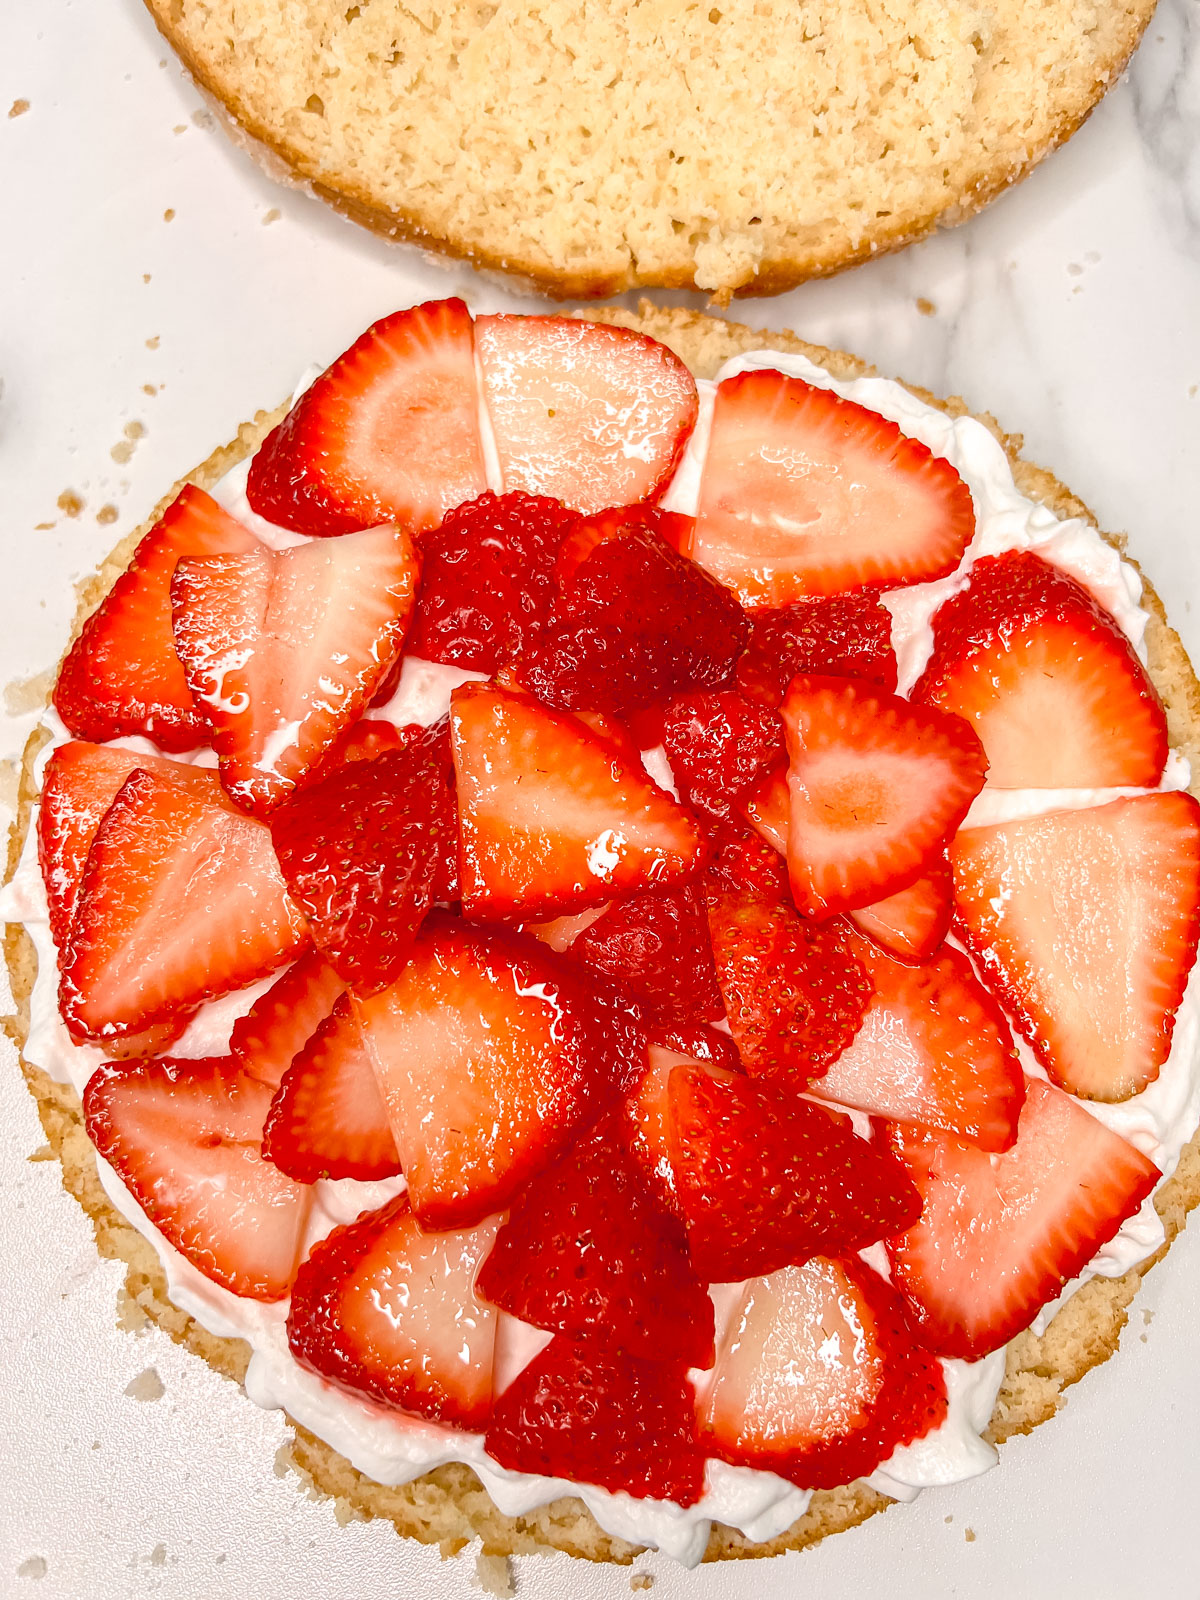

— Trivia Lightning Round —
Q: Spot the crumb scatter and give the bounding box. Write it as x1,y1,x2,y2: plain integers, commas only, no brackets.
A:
964,1527,976,1543
472,1551,515,1597
146,335,160,349
17,1557,47,1580
916,296,936,315
57,489,84,518
124,1366,165,1402
97,504,119,526
5,669,54,715
8,99,30,118
163,207,176,222
630,1575,655,1591
26,1141,54,1163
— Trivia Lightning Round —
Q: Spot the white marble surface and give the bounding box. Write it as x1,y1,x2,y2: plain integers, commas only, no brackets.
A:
3,1,1200,1595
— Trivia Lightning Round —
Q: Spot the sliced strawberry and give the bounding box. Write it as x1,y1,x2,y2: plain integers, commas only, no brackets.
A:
476,1117,715,1367
450,683,707,922
229,951,347,1091
245,299,487,538
61,766,309,1044
567,885,724,1026
780,675,987,917
330,717,410,765
735,593,898,706
554,506,695,588
621,1044,739,1217
808,932,1024,1151
951,793,1200,1101
572,708,644,766
913,551,1168,787
406,491,577,671
707,814,792,899
661,690,785,823
645,1024,742,1075
885,1078,1160,1359
475,315,698,515
263,995,399,1183
693,371,975,606
37,740,219,956
269,726,454,992
520,506,749,714
83,1055,312,1300
668,1065,922,1281
171,523,421,815
484,1338,705,1505
705,880,871,1083
699,1255,947,1490
288,1193,499,1426
54,486,260,752
847,856,953,963
354,916,607,1227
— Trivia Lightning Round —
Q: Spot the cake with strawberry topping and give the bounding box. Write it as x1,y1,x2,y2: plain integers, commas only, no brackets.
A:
6,301,1200,1567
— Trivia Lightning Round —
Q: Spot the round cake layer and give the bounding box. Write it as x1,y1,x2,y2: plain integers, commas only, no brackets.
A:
6,304,1200,1565
143,0,1156,299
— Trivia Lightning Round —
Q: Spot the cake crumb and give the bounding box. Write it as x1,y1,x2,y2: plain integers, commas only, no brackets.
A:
35,522,54,531
146,335,160,349
192,107,215,129
111,424,145,465
263,207,282,224
143,384,159,396
944,1514,953,1524
630,1574,655,1591
1067,262,1084,276
57,489,84,518
163,208,176,222
916,297,936,316
115,1286,150,1331
964,1527,976,1543
173,123,188,134
472,1551,515,1597
1143,1307,1155,1325
9,99,30,118
149,1545,167,1568
440,1536,469,1559
124,1366,165,1402
332,1496,363,1527
27,1142,54,1163
273,1442,295,1478
16,1556,47,1580
97,503,119,526
143,273,152,284
5,669,55,715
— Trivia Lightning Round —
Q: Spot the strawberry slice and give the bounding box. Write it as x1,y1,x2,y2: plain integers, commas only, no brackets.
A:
621,1044,739,1218
353,916,608,1227
885,1078,1161,1359
847,856,953,963
288,1193,499,1426
451,683,707,922
475,1117,715,1367
171,523,421,815
779,674,987,918
245,299,487,538
951,792,1200,1100
484,1338,705,1505
736,593,898,705
566,885,724,1026
330,717,410,765
912,551,1168,787
692,371,975,606
37,741,219,956
520,507,749,714
707,814,793,899
263,995,399,1183
699,1255,947,1490
475,315,698,514
661,690,785,823
83,1055,312,1300
54,486,260,752
808,932,1025,1151
704,880,871,1083
60,766,309,1044
667,1065,922,1281
269,726,454,992
229,950,347,1091
554,506,695,587
645,1024,742,1075
406,491,577,671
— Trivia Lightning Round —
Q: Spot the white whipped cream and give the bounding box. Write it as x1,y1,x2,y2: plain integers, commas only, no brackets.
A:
5,345,1197,1566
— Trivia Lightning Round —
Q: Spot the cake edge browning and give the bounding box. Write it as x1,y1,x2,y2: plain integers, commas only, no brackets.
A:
6,305,1200,1565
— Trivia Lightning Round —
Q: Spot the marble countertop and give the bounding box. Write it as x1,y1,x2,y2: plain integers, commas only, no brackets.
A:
2,1,1199,1595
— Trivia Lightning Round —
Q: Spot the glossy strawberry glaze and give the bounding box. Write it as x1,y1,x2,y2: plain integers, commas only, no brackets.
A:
6,344,1200,1566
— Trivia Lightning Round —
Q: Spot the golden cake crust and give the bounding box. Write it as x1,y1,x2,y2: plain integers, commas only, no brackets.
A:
140,0,1156,300
6,304,1200,1565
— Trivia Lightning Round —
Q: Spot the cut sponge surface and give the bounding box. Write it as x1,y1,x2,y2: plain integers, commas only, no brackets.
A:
143,0,1155,298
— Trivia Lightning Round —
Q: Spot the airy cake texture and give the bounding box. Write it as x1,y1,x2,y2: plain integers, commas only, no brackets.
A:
143,0,1156,298
6,304,1200,1564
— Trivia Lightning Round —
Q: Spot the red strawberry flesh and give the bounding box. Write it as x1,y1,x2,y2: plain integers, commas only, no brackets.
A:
567,884,724,1026
736,593,898,705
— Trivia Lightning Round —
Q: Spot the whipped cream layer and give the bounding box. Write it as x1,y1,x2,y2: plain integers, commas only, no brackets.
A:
5,345,1197,1566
